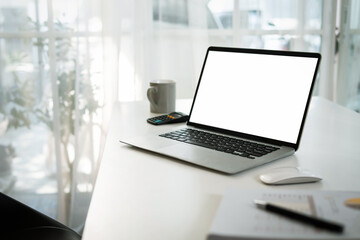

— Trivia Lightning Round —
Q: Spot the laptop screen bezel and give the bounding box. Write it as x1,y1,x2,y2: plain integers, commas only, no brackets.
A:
186,46,321,151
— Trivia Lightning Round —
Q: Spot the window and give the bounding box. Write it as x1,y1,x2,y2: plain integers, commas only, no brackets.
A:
150,0,360,112
0,0,107,230
336,0,360,111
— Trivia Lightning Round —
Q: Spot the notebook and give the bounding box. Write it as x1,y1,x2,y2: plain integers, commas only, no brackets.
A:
208,188,360,239
120,46,321,174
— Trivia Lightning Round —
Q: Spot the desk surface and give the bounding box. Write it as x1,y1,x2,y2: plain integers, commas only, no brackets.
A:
83,97,360,240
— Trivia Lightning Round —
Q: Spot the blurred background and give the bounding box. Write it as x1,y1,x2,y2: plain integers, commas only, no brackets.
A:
0,0,359,234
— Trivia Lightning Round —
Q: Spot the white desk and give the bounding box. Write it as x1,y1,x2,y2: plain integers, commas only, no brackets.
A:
83,97,360,240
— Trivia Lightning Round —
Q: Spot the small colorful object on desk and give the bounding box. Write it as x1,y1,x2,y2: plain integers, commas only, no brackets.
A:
345,198,360,210
147,112,189,125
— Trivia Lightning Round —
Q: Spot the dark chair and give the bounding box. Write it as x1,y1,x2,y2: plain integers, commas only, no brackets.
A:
0,192,81,240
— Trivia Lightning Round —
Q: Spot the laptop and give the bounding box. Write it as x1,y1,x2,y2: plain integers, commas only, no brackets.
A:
120,46,321,174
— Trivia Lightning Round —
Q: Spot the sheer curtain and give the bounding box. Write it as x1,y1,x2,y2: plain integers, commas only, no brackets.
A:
47,0,121,229
120,0,325,101
0,0,118,232
68,0,119,230
336,0,360,110
119,0,360,112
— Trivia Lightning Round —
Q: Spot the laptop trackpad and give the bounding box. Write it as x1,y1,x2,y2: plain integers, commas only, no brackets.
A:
158,144,247,173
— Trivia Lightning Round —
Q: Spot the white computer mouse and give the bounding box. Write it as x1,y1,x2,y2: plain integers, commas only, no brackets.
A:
259,167,322,185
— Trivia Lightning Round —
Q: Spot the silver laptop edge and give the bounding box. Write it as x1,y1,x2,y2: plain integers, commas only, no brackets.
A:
120,126,295,174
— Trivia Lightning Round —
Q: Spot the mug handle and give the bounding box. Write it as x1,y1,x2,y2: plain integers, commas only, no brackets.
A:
147,87,158,109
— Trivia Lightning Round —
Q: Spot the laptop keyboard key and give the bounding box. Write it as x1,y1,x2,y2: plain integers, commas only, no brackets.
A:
160,128,279,159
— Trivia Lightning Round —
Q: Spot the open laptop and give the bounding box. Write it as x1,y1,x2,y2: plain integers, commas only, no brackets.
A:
120,46,321,174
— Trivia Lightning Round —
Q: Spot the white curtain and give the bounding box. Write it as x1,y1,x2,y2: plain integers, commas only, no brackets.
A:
117,0,330,101
66,0,121,230
117,0,212,102
117,0,359,111
0,0,118,232
336,0,360,110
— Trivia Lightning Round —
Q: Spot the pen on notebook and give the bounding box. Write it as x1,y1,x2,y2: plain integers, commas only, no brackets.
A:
254,199,344,233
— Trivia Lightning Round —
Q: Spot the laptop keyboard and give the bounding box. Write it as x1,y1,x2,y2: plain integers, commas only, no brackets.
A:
159,128,279,159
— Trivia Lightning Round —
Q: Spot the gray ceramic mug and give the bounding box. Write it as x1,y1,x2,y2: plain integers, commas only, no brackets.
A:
147,80,176,113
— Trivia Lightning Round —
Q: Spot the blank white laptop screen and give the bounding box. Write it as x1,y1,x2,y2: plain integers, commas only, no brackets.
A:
189,50,319,144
